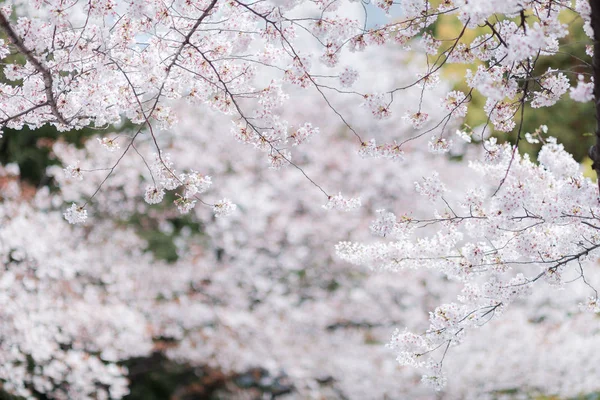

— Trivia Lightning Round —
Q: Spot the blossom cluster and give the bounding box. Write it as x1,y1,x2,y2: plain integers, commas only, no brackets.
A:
338,131,600,390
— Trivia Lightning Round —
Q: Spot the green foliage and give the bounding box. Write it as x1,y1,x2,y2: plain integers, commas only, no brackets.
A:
124,353,294,400
130,196,206,263
0,125,67,186
432,10,594,163
124,353,209,400
0,122,137,187
0,391,27,400
516,16,594,162
0,121,206,263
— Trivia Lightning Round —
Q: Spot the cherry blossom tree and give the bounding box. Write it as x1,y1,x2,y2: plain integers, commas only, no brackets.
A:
2,0,600,398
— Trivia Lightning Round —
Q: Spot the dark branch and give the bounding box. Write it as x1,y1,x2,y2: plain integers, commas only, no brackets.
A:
0,11,68,126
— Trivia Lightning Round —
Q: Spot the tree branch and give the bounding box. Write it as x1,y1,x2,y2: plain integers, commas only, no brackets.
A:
0,11,68,126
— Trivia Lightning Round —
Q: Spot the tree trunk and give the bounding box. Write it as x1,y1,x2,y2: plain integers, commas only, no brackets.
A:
588,0,600,190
